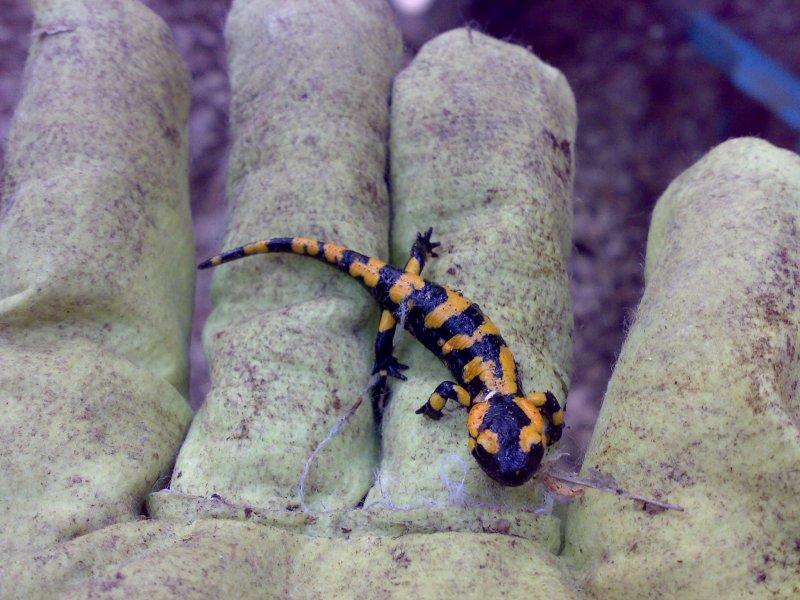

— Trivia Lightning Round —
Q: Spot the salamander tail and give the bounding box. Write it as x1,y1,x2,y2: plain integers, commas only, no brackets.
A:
198,236,380,272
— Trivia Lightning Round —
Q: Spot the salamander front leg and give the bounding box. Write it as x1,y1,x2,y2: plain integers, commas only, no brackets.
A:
402,227,440,276
415,381,471,420
372,311,409,380
369,310,407,419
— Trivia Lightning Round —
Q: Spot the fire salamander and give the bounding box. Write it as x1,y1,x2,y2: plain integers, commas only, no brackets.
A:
199,229,564,486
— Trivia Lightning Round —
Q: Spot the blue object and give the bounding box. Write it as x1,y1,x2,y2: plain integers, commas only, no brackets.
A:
686,10,800,132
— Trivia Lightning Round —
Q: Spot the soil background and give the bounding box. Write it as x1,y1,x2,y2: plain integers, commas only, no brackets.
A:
2,0,798,470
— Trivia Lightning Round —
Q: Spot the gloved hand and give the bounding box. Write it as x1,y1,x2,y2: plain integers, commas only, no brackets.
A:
564,137,800,597
1,0,574,596
0,0,194,562
2,0,799,598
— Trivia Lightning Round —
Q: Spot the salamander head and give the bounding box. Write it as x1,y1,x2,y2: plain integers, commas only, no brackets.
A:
466,392,549,487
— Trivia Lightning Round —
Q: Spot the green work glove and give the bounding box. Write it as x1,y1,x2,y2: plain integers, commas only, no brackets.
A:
0,0,194,560
563,137,800,598
3,0,798,598
149,0,576,594
1,0,575,596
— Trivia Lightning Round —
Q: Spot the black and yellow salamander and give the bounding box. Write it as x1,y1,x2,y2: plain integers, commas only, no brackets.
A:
199,229,564,486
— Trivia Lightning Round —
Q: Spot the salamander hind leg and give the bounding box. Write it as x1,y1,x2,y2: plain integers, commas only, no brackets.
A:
369,228,440,414
415,381,471,420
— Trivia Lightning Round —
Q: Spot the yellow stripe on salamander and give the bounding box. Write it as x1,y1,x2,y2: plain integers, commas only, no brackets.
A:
348,258,384,288
291,238,319,255
462,354,518,395
467,401,490,438
378,311,397,333
514,397,545,452
477,430,500,454
405,256,422,276
243,240,269,255
498,346,518,394
388,273,425,304
424,287,471,329
323,243,346,264
439,317,501,355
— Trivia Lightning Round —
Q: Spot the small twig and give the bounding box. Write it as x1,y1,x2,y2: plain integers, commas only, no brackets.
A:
545,470,685,512
298,394,364,512
31,24,75,38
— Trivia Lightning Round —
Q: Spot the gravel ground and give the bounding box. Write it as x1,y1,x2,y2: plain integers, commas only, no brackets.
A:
1,0,797,470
